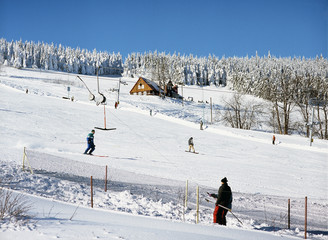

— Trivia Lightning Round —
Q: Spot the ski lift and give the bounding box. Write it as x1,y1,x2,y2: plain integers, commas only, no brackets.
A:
95,68,107,105
94,67,116,131
95,104,116,131
89,93,95,101
96,93,106,106
77,69,116,131
77,76,96,101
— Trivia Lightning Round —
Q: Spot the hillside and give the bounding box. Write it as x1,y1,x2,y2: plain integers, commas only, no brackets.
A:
0,66,327,240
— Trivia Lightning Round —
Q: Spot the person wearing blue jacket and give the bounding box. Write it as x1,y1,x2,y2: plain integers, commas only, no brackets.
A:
84,129,95,155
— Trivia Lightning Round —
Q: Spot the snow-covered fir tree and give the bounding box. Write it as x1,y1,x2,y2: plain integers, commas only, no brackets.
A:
0,38,123,76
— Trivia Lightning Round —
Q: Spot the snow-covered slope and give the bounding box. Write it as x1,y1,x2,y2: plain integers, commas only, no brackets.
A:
0,66,327,240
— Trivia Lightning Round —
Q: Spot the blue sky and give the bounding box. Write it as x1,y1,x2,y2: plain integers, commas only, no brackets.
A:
1,0,327,59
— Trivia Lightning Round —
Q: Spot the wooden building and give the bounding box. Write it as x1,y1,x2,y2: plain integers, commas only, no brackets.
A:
129,77,163,96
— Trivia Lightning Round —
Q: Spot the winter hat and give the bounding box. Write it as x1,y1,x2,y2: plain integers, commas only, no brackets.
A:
221,177,228,183
91,129,95,133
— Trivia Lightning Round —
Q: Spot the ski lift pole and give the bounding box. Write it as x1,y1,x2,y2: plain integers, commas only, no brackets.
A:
97,67,100,93
117,78,121,104
95,103,116,131
201,81,205,128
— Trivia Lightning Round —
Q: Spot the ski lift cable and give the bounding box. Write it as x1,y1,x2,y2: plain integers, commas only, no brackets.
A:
77,75,96,100
96,68,107,105
107,108,171,163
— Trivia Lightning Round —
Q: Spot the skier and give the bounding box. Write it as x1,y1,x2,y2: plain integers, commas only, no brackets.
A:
272,135,276,145
84,129,96,155
188,137,195,153
209,177,232,225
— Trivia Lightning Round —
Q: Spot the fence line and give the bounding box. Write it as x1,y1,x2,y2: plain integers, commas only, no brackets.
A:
22,148,327,237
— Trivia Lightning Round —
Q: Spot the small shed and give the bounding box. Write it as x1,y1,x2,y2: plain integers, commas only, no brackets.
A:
130,77,163,96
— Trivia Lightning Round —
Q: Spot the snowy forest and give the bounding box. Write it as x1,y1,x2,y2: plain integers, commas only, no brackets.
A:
0,39,123,75
0,38,327,139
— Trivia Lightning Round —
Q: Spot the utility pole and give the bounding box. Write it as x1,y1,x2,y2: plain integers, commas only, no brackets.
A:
117,78,121,104
97,66,99,92
181,84,184,106
202,80,205,128
210,97,212,124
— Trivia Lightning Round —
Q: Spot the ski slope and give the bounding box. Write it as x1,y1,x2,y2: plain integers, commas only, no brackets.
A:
0,66,327,240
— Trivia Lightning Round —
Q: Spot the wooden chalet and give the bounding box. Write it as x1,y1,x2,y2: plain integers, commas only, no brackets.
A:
129,77,163,96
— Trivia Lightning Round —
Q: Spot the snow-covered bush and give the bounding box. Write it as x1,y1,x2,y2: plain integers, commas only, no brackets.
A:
0,185,33,225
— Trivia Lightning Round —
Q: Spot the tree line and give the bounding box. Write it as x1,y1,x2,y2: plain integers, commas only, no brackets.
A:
0,39,123,75
124,51,327,139
0,38,327,139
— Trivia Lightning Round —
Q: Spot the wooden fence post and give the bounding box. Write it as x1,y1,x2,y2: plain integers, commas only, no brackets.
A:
22,147,33,174
105,165,108,192
22,147,26,171
288,199,290,229
183,180,188,222
91,176,93,208
305,196,307,239
196,186,199,224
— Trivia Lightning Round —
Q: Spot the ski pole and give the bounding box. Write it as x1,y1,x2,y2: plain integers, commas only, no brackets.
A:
218,204,243,225
205,198,243,225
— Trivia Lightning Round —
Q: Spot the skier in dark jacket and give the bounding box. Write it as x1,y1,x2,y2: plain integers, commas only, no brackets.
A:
84,129,95,155
188,137,195,153
210,177,232,225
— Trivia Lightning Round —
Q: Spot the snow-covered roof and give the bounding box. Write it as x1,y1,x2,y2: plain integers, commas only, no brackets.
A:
141,77,161,92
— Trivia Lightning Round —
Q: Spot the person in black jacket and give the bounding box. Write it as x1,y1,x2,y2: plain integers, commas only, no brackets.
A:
210,177,232,225
188,137,195,153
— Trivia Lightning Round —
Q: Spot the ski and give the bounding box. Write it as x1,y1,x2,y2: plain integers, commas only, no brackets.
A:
90,155,109,157
83,154,109,157
185,150,199,154
206,193,243,225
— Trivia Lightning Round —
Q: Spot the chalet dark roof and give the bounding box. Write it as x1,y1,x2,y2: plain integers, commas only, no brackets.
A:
141,77,161,92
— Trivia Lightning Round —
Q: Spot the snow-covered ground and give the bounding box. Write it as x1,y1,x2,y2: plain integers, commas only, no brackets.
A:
0,66,327,240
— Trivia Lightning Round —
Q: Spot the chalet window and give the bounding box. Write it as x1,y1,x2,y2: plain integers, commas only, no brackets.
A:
138,83,144,89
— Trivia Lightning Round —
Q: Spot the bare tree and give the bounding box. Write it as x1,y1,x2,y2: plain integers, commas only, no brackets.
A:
217,93,265,130
315,76,328,140
295,73,328,139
